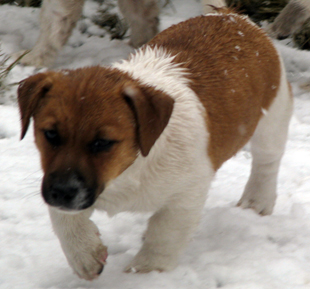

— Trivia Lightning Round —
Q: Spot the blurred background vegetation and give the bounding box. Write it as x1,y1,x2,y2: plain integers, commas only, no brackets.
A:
0,0,309,49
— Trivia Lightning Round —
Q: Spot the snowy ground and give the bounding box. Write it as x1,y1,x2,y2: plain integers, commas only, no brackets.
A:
1,1,310,288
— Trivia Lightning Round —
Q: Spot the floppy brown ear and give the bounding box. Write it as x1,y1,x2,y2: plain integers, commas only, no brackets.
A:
122,83,174,157
18,73,53,140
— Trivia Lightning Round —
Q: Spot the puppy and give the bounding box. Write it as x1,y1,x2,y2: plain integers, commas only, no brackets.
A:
18,10,293,281
19,0,159,67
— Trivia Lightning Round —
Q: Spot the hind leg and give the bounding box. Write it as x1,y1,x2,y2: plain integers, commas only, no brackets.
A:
238,70,293,215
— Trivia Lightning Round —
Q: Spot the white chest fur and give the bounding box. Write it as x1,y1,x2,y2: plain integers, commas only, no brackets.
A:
95,47,214,216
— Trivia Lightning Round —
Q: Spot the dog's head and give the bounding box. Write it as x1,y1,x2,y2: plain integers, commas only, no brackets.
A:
18,67,174,212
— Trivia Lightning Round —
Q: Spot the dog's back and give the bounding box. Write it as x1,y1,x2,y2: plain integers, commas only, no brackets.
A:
108,11,293,272
145,13,281,170
112,10,292,213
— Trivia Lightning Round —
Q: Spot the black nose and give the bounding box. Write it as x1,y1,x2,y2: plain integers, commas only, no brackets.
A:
49,182,79,206
42,171,96,211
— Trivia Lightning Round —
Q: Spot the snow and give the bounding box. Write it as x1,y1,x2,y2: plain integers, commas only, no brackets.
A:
1,1,310,288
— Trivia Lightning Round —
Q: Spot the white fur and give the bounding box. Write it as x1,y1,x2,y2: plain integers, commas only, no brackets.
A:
49,206,107,280
48,47,292,280
238,59,293,214
101,48,214,272
50,47,215,278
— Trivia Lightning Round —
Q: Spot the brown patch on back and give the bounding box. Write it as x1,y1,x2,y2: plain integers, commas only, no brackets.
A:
148,14,281,170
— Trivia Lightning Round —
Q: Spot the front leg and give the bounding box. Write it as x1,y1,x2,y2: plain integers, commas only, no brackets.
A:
125,195,206,273
49,207,108,280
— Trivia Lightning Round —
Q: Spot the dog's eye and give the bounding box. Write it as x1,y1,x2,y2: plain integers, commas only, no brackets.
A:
44,130,62,146
89,139,116,154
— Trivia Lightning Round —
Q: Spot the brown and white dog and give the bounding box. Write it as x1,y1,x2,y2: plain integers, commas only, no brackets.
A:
18,10,293,281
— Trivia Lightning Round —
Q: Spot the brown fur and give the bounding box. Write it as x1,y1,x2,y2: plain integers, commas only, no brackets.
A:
18,67,174,199
147,14,281,170
18,12,283,204
16,14,291,278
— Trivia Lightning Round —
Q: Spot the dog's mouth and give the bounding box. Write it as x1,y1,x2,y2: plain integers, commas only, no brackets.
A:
41,171,99,212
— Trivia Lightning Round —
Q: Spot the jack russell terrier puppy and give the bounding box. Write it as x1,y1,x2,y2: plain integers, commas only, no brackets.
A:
18,9,293,281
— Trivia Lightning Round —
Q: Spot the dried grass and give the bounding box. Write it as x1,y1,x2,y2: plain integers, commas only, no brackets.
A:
0,49,29,103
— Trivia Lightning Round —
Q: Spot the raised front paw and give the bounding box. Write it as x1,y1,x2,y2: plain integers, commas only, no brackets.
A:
65,241,108,280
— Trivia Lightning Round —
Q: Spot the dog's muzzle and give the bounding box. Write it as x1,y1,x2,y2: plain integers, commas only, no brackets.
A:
42,171,97,211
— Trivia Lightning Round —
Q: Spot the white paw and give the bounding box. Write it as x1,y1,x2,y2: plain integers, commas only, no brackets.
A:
124,247,177,273
237,196,274,216
49,207,108,280
65,241,108,280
